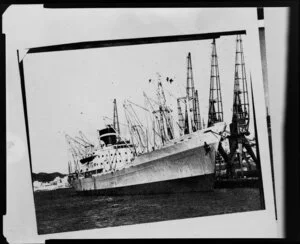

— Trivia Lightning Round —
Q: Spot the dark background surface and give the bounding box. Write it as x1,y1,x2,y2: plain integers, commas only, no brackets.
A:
1,0,299,241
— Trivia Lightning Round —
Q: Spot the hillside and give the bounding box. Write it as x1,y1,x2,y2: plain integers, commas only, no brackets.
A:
32,172,67,183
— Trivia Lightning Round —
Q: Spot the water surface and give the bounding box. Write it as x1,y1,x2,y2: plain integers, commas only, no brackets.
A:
34,187,262,234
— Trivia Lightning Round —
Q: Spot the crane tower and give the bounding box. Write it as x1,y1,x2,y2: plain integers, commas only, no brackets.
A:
208,39,223,127
231,35,250,135
177,52,202,135
225,35,257,178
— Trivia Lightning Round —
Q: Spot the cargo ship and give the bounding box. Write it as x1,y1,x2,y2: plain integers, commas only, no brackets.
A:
66,72,226,195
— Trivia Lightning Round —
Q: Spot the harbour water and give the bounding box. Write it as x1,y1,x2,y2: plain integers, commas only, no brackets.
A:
33,187,262,234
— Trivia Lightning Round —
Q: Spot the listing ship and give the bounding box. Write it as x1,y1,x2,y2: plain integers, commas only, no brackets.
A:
68,123,225,195
66,35,260,195
66,69,226,195
67,125,226,194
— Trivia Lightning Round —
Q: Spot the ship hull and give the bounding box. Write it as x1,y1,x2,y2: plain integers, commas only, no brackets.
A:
78,173,215,195
70,124,224,195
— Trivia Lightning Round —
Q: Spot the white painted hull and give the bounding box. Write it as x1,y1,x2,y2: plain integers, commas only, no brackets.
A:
71,123,225,195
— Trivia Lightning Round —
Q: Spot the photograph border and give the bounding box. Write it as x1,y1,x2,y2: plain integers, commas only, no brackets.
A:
2,1,299,241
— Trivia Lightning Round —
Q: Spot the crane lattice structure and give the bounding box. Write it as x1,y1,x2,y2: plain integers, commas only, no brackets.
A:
177,52,202,135
205,39,225,178
232,35,250,135
208,39,223,127
221,35,258,178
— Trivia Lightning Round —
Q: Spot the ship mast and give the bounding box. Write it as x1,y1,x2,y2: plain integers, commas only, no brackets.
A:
143,91,165,148
113,98,121,141
123,101,148,153
157,79,174,140
146,73,175,145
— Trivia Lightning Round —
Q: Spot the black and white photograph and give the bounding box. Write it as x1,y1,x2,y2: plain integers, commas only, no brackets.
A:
5,5,289,240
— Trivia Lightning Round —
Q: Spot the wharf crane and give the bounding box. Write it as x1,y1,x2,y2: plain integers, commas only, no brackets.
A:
177,52,202,135
206,39,227,177
205,36,259,179
207,39,224,127
224,35,258,178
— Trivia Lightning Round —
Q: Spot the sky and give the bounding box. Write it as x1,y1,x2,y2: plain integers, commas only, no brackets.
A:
5,6,265,174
